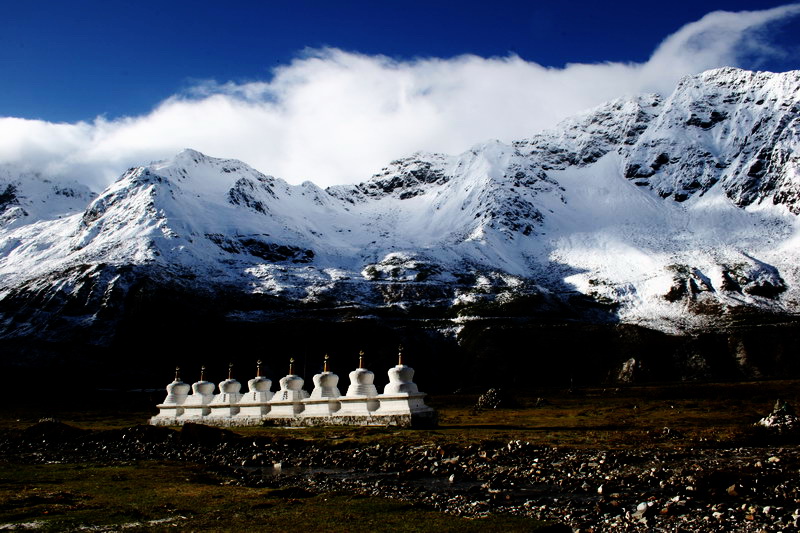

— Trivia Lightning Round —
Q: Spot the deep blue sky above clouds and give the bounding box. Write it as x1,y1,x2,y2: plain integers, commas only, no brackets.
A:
1,1,799,187
3,0,799,122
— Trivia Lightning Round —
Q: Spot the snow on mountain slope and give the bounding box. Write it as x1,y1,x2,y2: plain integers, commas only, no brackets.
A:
0,165,95,228
543,151,797,331
514,93,663,170
623,68,800,209
0,67,799,336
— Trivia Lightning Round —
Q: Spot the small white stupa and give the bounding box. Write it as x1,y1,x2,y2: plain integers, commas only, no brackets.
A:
237,360,274,418
269,358,310,416
152,367,191,422
182,365,216,419
338,351,380,416
374,346,435,418
208,363,243,418
304,354,342,416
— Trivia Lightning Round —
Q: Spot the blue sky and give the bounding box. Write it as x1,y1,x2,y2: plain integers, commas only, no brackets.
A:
3,0,799,122
1,1,799,187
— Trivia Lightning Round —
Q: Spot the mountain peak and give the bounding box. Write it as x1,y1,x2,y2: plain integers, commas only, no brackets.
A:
1,67,799,339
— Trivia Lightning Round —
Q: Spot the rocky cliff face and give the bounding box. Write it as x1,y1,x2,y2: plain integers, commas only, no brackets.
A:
1,67,799,383
623,68,800,209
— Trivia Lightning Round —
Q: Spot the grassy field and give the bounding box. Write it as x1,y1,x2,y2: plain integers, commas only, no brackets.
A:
1,380,797,531
0,461,553,532
3,379,795,447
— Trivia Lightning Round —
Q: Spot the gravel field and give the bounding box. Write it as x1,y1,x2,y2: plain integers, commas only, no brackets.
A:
2,421,799,532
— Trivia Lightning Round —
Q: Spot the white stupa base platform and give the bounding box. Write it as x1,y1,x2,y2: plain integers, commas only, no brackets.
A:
180,405,211,419
207,394,243,418
373,393,433,416
238,389,273,417
150,414,267,427
237,403,272,417
301,398,342,417
261,411,436,427
208,406,240,418
267,400,305,417
337,397,379,416
150,409,437,428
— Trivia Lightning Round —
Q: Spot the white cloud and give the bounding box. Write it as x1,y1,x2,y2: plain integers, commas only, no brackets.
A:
1,4,798,190
640,4,800,93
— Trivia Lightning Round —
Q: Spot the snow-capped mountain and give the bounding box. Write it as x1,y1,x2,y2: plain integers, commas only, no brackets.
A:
1,67,799,382
0,166,95,229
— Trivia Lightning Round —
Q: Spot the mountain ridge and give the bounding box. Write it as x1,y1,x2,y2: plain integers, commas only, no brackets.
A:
1,67,799,384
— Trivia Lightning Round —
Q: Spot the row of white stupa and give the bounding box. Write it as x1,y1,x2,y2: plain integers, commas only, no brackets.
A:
150,350,436,427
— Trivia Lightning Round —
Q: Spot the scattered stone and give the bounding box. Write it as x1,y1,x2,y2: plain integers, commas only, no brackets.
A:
3,420,800,532
616,358,642,383
755,399,800,434
473,388,518,411
22,420,88,442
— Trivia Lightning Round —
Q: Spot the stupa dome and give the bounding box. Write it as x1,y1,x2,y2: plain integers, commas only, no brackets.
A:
384,365,419,394
248,376,272,392
167,380,192,394
163,367,190,396
383,348,419,394
388,364,415,383
309,371,341,399
192,380,215,395
218,378,242,394
351,367,374,384
247,361,272,393
313,371,340,389
346,368,378,397
167,379,190,397
308,355,341,400
161,367,191,405
279,374,305,391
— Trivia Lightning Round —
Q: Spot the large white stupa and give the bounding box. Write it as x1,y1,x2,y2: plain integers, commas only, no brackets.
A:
150,348,436,428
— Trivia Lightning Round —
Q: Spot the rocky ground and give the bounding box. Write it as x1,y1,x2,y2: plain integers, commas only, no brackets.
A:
2,421,799,532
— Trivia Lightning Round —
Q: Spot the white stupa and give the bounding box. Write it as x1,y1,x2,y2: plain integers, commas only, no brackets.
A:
304,355,342,416
237,360,274,418
338,351,380,416
151,367,191,421
150,349,436,427
209,363,243,418
374,346,435,417
269,358,310,416
182,366,216,419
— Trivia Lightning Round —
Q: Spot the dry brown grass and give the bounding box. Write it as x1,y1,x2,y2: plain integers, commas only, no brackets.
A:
1,379,797,448
0,461,548,531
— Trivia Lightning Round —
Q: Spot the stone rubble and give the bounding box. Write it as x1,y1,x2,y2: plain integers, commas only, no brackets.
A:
2,421,800,531
473,388,518,412
756,399,800,435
